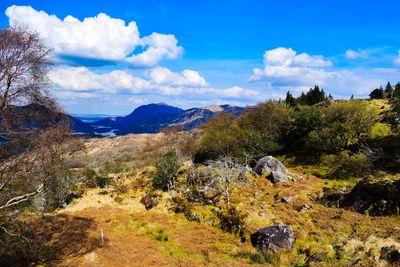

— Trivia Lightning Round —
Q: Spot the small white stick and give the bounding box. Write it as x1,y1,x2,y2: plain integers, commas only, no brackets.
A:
100,228,105,245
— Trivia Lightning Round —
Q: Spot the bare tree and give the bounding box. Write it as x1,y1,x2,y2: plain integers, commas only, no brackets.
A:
206,157,247,206
0,26,53,112
0,27,77,213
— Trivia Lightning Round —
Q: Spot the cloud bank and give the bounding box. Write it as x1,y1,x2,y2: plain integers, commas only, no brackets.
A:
6,5,183,67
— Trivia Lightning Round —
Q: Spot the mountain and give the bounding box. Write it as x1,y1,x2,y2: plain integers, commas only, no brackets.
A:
168,105,245,130
93,103,184,134
0,104,96,136
90,103,245,135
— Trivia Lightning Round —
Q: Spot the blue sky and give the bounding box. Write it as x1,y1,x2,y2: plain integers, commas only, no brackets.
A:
1,0,400,115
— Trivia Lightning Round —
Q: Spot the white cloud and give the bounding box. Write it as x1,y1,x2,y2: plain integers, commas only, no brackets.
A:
345,49,369,59
6,5,183,66
50,67,151,93
394,50,400,66
126,33,183,67
262,47,331,68
146,67,207,87
250,47,399,96
50,66,261,102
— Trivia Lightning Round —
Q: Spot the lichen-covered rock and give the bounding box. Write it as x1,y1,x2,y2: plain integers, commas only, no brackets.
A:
254,156,292,183
188,186,221,204
140,192,161,210
339,175,400,216
250,225,295,253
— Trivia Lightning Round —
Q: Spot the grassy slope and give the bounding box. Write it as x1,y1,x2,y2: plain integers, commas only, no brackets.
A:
37,163,400,266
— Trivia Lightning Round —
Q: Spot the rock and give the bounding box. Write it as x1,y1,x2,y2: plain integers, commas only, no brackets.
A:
281,196,294,203
254,156,292,183
297,204,312,212
250,225,295,253
380,246,400,264
339,176,400,216
189,186,221,204
140,192,161,210
237,166,252,183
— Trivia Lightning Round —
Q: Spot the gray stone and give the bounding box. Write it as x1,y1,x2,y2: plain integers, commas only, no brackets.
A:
250,225,295,253
254,156,292,183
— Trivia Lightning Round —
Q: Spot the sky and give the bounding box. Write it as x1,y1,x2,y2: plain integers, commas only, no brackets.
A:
1,0,400,115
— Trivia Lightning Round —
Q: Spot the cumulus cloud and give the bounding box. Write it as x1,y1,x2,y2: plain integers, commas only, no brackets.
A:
6,5,183,66
261,47,331,68
345,49,369,59
126,33,183,67
250,47,399,96
50,66,260,101
50,67,151,93
146,67,207,87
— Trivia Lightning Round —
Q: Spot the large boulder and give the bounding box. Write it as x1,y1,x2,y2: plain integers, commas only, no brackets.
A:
250,225,296,253
254,156,292,183
339,175,400,216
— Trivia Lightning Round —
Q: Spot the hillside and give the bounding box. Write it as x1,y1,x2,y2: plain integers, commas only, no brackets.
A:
16,132,400,266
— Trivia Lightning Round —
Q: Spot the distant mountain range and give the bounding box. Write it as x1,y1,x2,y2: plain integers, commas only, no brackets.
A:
84,103,245,136
0,103,245,138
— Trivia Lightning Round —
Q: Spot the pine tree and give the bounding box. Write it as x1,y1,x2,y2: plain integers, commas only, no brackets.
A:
369,87,385,99
394,82,400,98
385,82,394,98
285,91,296,107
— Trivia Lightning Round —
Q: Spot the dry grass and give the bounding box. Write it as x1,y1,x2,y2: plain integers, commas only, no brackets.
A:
22,133,400,266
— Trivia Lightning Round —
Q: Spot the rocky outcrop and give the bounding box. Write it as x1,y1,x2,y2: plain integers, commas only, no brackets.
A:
339,176,400,216
140,192,161,210
254,156,293,183
250,225,295,253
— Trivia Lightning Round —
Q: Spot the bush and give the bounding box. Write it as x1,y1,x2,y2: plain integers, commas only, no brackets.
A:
195,102,288,163
321,151,372,179
216,206,247,242
153,151,181,190
306,101,379,154
84,168,109,188
170,195,193,217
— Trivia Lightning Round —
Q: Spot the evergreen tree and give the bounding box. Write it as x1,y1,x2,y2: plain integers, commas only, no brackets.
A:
369,87,385,99
285,91,296,107
385,82,394,98
394,82,400,98
350,94,354,100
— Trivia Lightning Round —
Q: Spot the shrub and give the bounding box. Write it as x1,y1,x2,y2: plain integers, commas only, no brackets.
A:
153,151,181,190
84,168,109,188
216,206,247,241
306,101,379,154
368,123,392,139
321,151,372,179
195,102,287,163
170,195,193,217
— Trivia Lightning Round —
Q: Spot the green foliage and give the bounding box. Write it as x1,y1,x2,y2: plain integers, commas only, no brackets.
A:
297,85,329,106
369,123,392,139
394,82,400,98
102,161,128,175
84,168,109,188
285,91,296,107
369,87,385,99
284,105,324,148
195,102,287,163
306,101,379,153
321,151,372,179
385,82,394,98
153,151,181,190
215,206,246,241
